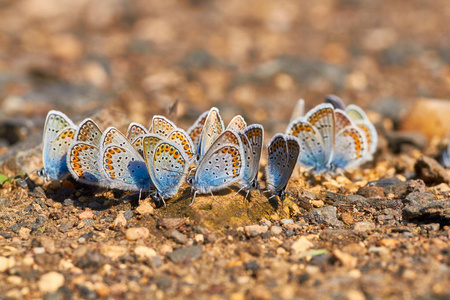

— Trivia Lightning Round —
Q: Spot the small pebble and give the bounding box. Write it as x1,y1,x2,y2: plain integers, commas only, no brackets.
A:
194,234,204,244
134,246,157,259
125,227,150,241
291,236,313,254
38,271,65,293
136,202,154,215
170,230,188,244
244,225,268,237
270,226,283,235
123,209,134,221
285,230,295,237
78,210,94,220
281,219,294,225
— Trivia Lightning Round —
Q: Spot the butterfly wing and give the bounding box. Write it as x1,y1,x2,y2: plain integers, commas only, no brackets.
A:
238,132,254,187
226,115,247,131
332,126,368,170
150,115,176,137
127,122,149,142
167,129,196,161
244,124,263,186
198,107,225,158
334,109,353,133
266,134,288,193
44,126,77,180
187,110,209,150
305,103,335,165
346,104,378,156
68,142,105,185
147,140,189,199
42,111,76,176
193,130,244,193
75,118,102,147
100,127,153,191
287,119,329,172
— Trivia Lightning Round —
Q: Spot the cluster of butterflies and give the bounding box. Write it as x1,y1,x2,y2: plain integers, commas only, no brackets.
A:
37,95,377,204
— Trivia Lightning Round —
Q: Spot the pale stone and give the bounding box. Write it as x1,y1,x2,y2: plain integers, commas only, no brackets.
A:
38,272,65,293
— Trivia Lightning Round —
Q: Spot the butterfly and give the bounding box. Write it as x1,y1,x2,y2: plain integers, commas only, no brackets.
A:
142,134,191,203
67,118,107,186
99,127,154,191
187,129,244,204
197,107,225,159
265,133,300,201
187,110,209,151
38,110,77,181
325,95,377,161
287,103,368,173
236,124,264,197
286,103,335,173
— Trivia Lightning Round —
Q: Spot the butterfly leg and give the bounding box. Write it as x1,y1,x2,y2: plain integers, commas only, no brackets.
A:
190,191,198,206
210,192,219,203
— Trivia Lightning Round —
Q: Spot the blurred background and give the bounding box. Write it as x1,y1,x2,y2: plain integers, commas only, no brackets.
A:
0,0,450,147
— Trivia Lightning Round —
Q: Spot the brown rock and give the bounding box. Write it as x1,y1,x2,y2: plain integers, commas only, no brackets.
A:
356,186,384,198
332,249,357,268
78,210,94,220
244,225,268,237
136,201,154,215
341,213,354,225
125,227,150,241
414,156,450,184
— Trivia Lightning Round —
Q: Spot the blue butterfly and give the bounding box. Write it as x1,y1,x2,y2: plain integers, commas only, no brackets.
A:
236,124,264,197
187,129,244,204
67,118,106,186
265,133,300,201
99,127,154,192
142,134,191,203
38,110,77,181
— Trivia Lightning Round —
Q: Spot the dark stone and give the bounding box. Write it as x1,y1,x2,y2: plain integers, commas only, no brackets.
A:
79,285,97,300
83,219,94,226
87,201,102,210
35,253,61,266
16,179,28,189
404,192,434,204
150,256,163,268
307,206,344,227
59,222,73,233
166,245,203,263
421,223,440,231
244,261,260,272
368,177,408,197
325,191,348,202
154,276,172,291
75,250,108,269
29,187,46,198
402,199,450,226
80,232,98,241
170,230,188,245
407,179,427,193
8,223,22,233
34,198,46,208
0,232,12,239
357,186,384,198
285,230,295,237
123,209,134,221
63,199,74,206
346,195,367,203
415,156,450,185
